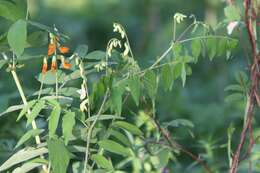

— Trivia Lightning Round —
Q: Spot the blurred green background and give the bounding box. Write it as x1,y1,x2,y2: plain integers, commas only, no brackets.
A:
0,0,256,172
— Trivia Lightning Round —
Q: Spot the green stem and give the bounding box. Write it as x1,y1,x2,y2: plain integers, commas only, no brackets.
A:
83,90,109,173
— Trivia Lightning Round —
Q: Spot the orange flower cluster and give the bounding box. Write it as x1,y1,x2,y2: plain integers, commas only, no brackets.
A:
42,35,71,74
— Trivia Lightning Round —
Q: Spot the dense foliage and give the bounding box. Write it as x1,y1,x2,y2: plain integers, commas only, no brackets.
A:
0,0,259,173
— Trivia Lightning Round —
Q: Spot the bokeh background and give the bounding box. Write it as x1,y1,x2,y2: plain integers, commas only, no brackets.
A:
0,0,257,172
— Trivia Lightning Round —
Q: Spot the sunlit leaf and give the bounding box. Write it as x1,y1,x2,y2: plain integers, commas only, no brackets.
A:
0,147,48,172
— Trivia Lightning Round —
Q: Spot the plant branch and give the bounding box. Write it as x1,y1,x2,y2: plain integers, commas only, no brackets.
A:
229,0,259,172
151,118,213,173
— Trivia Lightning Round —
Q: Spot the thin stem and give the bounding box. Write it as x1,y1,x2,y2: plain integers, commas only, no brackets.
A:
37,75,45,100
83,90,109,172
173,19,176,41
55,70,58,98
11,69,48,172
26,0,30,20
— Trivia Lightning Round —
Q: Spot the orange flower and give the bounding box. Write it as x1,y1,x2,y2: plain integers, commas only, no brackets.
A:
63,61,72,69
48,43,56,56
61,56,71,69
59,46,70,54
51,57,57,72
42,57,48,74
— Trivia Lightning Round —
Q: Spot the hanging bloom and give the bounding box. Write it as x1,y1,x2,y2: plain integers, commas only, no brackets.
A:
59,46,70,54
174,13,187,23
48,43,56,56
80,99,88,112
41,57,48,74
123,42,130,57
51,56,57,72
113,23,125,38
77,83,87,100
107,39,121,57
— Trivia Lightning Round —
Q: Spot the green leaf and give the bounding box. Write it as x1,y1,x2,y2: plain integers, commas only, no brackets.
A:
27,31,48,47
26,100,45,125
224,5,241,21
143,70,157,100
172,42,182,56
48,138,71,173
0,104,24,117
85,50,106,60
128,75,141,105
12,162,43,173
151,149,171,169
86,114,124,122
224,84,243,92
109,129,131,147
113,121,142,136
98,140,131,156
17,100,37,121
173,62,182,80
207,38,217,61
235,71,248,84
191,39,201,62
62,111,76,145
49,105,61,138
225,93,244,103
15,129,43,149
111,86,124,115
91,154,113,171
7,19,27,57
163,119,194,128
217,39,227,57
0,147,48,172
37,70,66,85
161,64,174,91
181,62,186,87
75,44,88,58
